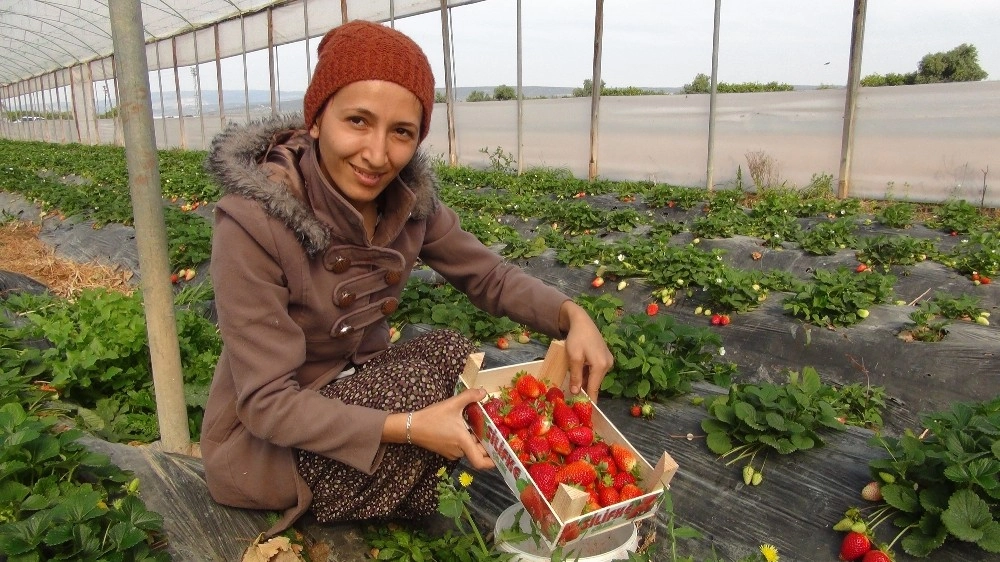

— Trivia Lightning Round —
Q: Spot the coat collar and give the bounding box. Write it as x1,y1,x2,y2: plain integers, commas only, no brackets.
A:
206,115,439,257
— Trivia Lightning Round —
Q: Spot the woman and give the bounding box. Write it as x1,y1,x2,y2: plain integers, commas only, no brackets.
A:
200,19,613,535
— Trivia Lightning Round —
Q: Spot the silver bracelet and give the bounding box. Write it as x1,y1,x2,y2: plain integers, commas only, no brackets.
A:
405,412,414,445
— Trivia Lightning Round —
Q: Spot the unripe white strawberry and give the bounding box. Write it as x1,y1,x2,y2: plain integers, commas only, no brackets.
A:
861,481,882,502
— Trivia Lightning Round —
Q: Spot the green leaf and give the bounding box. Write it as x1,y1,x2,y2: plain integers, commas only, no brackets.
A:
705,432,733,455
940,488,993,542
106,521,149,551
882,483,921,513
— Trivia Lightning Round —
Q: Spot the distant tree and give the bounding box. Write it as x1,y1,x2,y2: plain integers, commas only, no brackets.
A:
862,43,987,87
572,79,606,97
434,91,446,103
493,84,516,101
466,90,491,102
915,43,988,83
682,73,711,94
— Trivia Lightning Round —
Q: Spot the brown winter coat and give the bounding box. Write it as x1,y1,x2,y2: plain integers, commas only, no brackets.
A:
200,116,570,533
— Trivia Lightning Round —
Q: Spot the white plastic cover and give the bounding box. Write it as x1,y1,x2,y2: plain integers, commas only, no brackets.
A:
0,0,482,91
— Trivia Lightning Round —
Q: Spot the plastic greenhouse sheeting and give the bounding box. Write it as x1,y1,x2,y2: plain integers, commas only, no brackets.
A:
0,0,482,90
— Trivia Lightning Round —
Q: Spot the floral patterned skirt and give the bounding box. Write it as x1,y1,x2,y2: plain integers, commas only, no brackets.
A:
295,329,476,523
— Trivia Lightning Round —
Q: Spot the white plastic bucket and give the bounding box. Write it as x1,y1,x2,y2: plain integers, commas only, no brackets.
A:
494,504,639,562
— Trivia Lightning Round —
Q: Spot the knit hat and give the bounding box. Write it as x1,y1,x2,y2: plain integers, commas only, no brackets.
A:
303,20,435,142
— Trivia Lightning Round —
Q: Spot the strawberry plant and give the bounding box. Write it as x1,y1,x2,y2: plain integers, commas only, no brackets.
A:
500,234,548,260
855,234,936,271
701,367,846,480
783,266,896,327
397,276,520,342
940,230,1000,277
162,206,212,272
690,206,751,239
599,312,731,399
863,396,1000,558
924,198,988,234
699,267,769,314
875,201,917,229
644,183,708,210
797,217,858,256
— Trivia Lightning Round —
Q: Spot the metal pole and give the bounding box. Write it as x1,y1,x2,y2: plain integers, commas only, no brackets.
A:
439,0,457,166
171,38,187,148
154,44,169,143
516,0,523,175
706,0,721,191
215,25,225,129
268,8,277,117
108,0,191,455
588,0,604,181
838,0,866,199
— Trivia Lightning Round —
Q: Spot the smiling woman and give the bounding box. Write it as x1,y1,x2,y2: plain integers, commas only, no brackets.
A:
200,19,613,539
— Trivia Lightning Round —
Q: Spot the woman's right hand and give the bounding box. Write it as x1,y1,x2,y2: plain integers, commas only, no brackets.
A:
409,387,495,470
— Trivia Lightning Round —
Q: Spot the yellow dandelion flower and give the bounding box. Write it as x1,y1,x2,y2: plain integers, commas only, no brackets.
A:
760,543,779,562
436,466,447,477
459,472,474,488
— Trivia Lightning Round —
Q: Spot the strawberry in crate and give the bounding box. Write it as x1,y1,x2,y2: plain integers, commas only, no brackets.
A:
464,371,644,512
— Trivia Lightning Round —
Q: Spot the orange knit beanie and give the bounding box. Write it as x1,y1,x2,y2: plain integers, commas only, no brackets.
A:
303,20,435,141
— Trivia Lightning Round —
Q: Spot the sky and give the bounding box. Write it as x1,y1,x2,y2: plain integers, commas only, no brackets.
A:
166,0,1000,96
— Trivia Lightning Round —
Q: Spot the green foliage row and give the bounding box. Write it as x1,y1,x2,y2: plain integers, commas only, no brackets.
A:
1,288,220,443
681,74,794,94
0,329,170,561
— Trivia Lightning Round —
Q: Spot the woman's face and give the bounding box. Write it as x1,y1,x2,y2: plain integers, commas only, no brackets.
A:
310,80,422,213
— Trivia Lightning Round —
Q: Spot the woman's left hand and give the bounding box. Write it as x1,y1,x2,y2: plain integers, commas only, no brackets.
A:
558,300,614,402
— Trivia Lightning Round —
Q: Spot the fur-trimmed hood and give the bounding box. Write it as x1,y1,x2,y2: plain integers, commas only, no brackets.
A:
205,114,439,256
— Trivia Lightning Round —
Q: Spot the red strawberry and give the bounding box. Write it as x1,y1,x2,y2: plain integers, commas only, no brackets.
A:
839,531,872,561
497,336,510,350
719,314,731,326
856,263,868,273
560,523,581,543
514,372,543,399
545,386,566,403
170,273,179,284
646,302,659,316
618,483,643,501
861,550,892,562
546,426,573,456
570,398,593,427
519,484,547,521
528,416,551,437
597,485,620,507
556,460,598,487
527,435,551,458
528,462,559,500
463,403,486,439
630,404,642,417
861,481,883,502
611,471,636,489
565,444,608,464
565,426,594,447
710,313,722,326
610,443,638,474
483,396,503,419
981,275,992,285
591,276,605,288
552,402,581,430
504,402,538,429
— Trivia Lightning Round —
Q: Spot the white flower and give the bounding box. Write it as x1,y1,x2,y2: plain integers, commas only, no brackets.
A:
618,254,625,261
718,347,726,356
